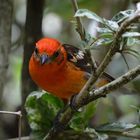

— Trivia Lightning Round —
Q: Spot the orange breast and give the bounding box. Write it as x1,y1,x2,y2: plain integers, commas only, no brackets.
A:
29,57,87,99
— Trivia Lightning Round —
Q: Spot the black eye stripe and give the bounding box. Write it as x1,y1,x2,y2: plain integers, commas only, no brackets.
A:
54,51,59,57
53,49,61,58
34,47,38,54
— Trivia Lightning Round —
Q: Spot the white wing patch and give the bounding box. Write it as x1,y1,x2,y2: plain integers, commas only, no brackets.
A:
75,50,84,59
63,44,92,73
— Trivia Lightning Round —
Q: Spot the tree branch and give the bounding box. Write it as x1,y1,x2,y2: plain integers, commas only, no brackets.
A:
44,66,140,140
97,129,140,139
74,11,140,107
85,64,140,104
43,7,140,140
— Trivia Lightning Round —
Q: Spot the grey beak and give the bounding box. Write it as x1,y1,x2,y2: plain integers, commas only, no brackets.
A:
40,54,49,65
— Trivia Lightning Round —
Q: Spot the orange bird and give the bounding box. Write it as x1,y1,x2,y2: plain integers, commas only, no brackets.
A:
29,37,113,99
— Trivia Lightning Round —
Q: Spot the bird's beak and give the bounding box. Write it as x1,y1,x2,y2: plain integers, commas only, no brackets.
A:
40,54,49,65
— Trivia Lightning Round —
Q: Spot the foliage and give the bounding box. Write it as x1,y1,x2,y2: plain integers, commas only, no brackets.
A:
75,9,140,47
75,9,140,60
69,101,96,131
25,91,64,138
96,122,138,132
25,91,97,138
95,122,140,139
25,89,140,139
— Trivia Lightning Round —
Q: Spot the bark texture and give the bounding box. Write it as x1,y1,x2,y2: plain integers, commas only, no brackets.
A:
0,0,13,103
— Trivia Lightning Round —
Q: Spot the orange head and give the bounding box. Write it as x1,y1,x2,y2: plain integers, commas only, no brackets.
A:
30,37,67,73
29,38,87,99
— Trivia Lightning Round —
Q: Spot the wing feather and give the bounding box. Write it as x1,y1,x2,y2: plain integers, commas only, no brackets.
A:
63,44,115,82
63,44,92,73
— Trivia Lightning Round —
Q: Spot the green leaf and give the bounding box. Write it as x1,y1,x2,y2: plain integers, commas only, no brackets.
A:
100,32,113,38
102,18,119,31
96,122,137,132
69,101,97,131
75,9,103,23
127,37,140,46
123,32,140,37
97,27,114,38
97,27,113,33
123,48,140,59
75,9,119,31
84,128,108,140
25,91,64,138
130,105,140,110
112,10,135,23
92,38,113,48
130,105,140,119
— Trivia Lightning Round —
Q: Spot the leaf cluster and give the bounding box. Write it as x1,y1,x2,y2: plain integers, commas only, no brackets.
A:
75,9,140,61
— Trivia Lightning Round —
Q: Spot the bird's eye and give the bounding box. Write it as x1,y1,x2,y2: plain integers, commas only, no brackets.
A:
34,47,38,54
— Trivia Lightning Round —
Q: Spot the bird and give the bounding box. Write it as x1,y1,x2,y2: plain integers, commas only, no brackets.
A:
29,37,113,100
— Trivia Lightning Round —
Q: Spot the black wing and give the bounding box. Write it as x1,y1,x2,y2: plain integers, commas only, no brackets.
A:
63,44,92,73
63,44,115,82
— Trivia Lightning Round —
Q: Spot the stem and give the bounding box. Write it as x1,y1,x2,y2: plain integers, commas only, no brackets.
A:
0,110,21,115
97,130,140,139
18,111,22,140
71,0,85,40
71,0,97,72
0,110,22,140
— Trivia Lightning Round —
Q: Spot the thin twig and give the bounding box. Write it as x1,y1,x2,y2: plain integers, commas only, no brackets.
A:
0,110,22,140
71,0,97,72
0,110,21,115
18,111,22,140
121,53,130,70
97,130,140,139
71,0,85,40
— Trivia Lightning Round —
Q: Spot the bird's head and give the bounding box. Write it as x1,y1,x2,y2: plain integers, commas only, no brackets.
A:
32,38,67,67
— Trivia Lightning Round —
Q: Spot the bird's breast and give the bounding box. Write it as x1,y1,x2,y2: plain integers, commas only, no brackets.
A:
29,59,87,99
